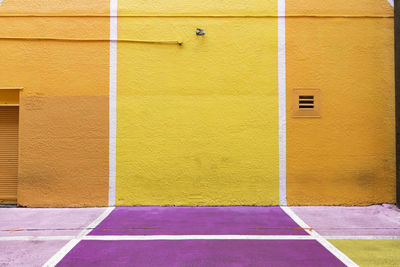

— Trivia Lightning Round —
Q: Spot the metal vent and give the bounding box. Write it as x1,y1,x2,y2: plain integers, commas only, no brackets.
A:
299,95,314,109
292,89,321,117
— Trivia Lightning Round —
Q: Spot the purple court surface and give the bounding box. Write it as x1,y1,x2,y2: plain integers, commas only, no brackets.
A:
1,205,399,266
58,240,345,267
89,206,308,236
59,207,342,267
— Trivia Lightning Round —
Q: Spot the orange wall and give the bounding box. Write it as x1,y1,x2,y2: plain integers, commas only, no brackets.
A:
0,1,110,206
286,0,395,205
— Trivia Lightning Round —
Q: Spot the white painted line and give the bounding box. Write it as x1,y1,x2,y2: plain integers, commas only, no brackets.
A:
0,235,314,242
82,207,115,236
42,207,114,267
387,0,394,8
282,206,359,267
324,236,400,240
278,0,287,206
1,234,399,242
0,235,311,241
42,239,81,267
83,235,315,240
108,0,118,207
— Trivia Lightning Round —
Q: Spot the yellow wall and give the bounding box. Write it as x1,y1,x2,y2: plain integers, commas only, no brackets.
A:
286,0,395,205
116,1,279,205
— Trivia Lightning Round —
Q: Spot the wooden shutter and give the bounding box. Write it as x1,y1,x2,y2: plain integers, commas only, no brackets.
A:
0,107,18,202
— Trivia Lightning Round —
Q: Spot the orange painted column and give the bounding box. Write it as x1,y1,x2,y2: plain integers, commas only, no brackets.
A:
285,0,395,205
0,0,110,206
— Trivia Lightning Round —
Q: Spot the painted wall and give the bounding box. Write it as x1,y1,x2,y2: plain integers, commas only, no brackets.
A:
286,0,395,205
0,0,110,206
0,0,395,206
116,1,279,205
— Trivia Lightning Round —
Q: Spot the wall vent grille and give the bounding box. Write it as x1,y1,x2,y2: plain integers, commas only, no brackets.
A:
299,95,314,109
292,89,320,117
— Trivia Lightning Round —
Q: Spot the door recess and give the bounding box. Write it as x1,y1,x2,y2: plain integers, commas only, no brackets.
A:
0,107,19,203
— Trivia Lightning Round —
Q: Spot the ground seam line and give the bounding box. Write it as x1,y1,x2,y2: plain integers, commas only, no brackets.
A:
281,206,359,267
323,235,400,240
42,207,114,267
0,236,75,241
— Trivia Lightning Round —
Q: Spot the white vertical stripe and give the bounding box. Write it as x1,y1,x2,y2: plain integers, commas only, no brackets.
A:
278,0,287,206
109,0,118,207
42,207,115,267
387,0,394,7
281,207,359,267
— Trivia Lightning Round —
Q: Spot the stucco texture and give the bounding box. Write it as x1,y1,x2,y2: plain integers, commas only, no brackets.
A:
286,0,393,16
116,11,279,205
0,1,110,206
286,0,395,205
0,0,109,15
0,0,396,206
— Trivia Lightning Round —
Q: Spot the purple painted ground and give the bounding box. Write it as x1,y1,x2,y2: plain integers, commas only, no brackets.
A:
89,206,308,236
2,206,399,266
58,240,345,267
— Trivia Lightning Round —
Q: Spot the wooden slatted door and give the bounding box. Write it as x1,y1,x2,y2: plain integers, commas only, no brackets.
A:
0,107,19,202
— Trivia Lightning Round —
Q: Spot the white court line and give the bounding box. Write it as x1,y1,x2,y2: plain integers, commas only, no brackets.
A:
83,235,315,240
108,0,118,207
387,0,394,8
42,207,114,267
282,206,359,267
0,235,313,241
278,0,287,206
0,234,399,241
